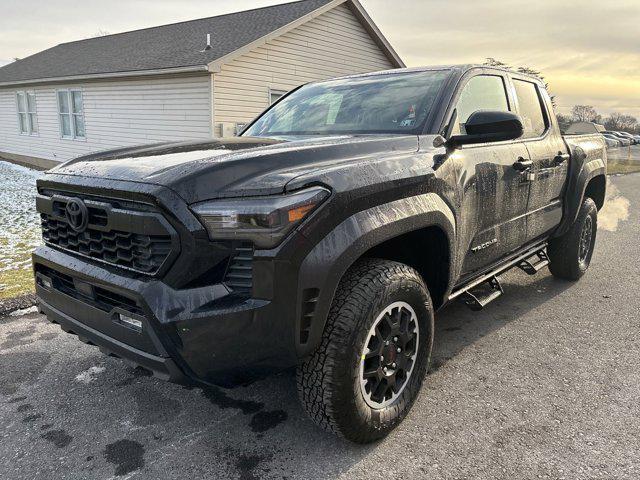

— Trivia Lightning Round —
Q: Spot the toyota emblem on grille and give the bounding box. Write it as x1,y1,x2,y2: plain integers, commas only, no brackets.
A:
65,198,89,232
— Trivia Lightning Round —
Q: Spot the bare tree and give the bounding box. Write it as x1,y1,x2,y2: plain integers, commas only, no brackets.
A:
556,113,572,133
482,59,555,108
571,105,600,123
604,113,638,132
484,58,510,69
516,66,555,107
89,29,110,38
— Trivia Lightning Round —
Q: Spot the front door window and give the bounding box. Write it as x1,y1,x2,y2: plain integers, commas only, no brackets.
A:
452,75,510,135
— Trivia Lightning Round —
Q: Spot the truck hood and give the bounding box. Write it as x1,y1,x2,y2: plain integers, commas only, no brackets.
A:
49,135,419,203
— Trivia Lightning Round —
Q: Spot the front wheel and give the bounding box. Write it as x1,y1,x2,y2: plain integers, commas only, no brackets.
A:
296,259,434,443
548,197,598,280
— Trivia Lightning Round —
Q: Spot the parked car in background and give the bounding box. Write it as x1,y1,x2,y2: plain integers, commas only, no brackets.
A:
602,135,620,148
602,133,622,146
608,131,636,145
604,132,632,146
616,132,637,144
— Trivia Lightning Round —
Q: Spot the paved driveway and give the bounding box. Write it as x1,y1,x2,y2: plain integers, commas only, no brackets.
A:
1,174,638,480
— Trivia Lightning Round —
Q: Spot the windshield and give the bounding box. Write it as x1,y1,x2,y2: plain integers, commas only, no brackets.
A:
243,70,450,137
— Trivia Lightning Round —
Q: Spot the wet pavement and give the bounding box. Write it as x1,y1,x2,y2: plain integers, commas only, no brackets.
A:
0,173,638,480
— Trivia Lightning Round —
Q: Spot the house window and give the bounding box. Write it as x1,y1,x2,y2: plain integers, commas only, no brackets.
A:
269,89,287,105
16,91,38,135
57,89,86,139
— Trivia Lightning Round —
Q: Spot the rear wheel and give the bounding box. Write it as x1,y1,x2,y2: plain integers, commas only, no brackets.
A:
548,197,598,280
296,258,434,443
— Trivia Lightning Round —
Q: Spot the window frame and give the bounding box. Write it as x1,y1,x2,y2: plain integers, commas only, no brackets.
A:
56,88,86,141
15,90,39,136
510,77,551,141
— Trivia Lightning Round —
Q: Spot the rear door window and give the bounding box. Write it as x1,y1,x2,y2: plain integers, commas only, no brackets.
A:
513,79,548,138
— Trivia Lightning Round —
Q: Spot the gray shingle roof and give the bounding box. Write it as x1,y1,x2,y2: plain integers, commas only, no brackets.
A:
0,0,333,85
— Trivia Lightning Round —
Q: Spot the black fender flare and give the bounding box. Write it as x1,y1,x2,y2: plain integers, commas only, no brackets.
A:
295,193,456,358
554,144,606,237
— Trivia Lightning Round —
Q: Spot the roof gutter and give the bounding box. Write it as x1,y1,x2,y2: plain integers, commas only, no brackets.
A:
0,65,209,88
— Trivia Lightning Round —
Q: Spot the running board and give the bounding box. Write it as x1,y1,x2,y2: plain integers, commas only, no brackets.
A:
449,242,548,310
462,276,503,311
517,250,549,275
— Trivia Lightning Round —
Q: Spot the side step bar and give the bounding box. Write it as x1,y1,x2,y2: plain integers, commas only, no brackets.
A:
517,250,549,275
449,243,548,311
462,276,503,311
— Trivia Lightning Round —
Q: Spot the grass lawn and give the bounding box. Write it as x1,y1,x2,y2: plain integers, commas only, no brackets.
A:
608,146,640,175
608,162,640,175
0,264,34,299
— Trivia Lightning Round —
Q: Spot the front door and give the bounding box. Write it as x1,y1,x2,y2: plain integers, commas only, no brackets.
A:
449,74,532,276
457,142,531,275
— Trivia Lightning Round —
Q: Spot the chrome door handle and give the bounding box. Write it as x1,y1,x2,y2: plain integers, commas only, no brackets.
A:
554,153,570,165
513,157,533,172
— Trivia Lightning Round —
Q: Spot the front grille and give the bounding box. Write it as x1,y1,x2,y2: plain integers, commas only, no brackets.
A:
37,266,143,316
223,243,254,295
37,192,177,275
41,216,172,274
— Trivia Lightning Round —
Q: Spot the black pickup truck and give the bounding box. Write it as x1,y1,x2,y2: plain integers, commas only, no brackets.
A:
33,65,607,443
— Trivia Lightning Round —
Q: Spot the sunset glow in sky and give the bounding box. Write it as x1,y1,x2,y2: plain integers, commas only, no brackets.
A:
1,0,638,118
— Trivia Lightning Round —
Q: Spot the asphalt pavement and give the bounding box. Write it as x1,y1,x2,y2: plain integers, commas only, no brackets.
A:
1,173,638,480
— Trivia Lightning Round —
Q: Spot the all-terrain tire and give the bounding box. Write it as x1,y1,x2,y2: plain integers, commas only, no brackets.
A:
296,258,434,443
548,197,598,281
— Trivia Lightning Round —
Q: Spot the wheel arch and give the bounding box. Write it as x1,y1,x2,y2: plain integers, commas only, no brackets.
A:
584,174,606,210
362,226,450,311
296,193,455,358
553,146,606,238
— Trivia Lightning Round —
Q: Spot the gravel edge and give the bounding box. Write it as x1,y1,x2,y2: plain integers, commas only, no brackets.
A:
0,293,37,318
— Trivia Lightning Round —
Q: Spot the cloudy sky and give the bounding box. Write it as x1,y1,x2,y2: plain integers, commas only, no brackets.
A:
1,0,638,118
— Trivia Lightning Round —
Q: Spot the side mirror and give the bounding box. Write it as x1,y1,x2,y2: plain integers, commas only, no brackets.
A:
448,111,523,147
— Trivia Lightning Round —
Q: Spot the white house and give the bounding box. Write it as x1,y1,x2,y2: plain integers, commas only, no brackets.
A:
0,0,403,169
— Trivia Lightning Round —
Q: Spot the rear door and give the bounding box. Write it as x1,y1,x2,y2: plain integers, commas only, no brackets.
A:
449,72,532,276
511,77,569,241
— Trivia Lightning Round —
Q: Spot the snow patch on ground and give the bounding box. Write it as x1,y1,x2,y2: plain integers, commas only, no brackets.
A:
75,366,106,384
8,305,39,316
0,161,43,273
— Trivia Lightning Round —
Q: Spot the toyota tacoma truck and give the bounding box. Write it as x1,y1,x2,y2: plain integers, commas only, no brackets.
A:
32,65,607,443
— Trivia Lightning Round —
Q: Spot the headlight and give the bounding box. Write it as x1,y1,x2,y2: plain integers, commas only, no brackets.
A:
191,186,330,248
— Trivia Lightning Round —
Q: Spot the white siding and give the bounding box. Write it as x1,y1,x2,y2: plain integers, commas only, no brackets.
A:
213,3,395,135
0,75,211,163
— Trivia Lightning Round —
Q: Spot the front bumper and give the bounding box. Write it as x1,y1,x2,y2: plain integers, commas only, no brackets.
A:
33,246,300,386
38,300,185,382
